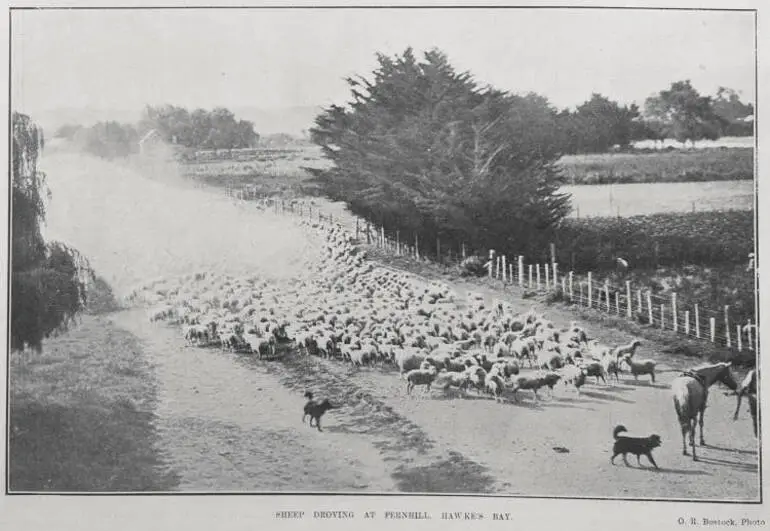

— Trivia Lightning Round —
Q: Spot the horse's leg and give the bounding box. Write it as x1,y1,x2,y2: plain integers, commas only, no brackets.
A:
749,395,758,438
698,405,706,446
691,419,698,461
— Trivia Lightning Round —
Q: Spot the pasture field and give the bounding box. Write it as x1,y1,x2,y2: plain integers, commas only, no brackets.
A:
9,149,758,498
558,147,754,185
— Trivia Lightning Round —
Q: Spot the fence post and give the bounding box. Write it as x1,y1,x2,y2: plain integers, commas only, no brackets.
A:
615,291,620,314
509,263,514,284
695,304,700,339
672,292,678,333
660,305,665,329
536,264,541,290
529,264,533,288
737,324,743,351
552,263,558,287
604,281,610,311
747,320,753,350
502,255,507,282
462,242,466,260
646,291,653,325
415,234,420,260
562,276,567,296
518,256,524,288
396,230,400,256
685,311,690,336
544,262,550,289
587,272,593,308
550,242,556,265
710,318,716,343
568,271,574,301
488,250,495,278
496,256,501,279
355,218,360,240
626,281,632,318
637,289,643,314
724,305,731,348
380,226,385,248
580,283,585,306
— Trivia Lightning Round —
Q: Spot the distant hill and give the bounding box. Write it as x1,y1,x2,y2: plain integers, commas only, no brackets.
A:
28,107,143,135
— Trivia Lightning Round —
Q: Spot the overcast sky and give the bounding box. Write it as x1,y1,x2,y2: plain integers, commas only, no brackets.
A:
11,8,755,116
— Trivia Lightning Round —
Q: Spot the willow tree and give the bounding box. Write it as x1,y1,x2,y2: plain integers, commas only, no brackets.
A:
11,112,93,352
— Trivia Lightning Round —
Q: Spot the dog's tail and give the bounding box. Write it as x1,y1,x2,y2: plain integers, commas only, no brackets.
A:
613,425,628,439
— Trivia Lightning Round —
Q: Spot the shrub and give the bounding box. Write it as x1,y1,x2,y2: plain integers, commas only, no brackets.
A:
459,256,488,277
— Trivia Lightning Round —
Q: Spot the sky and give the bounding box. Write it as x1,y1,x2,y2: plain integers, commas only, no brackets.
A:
11,8,755,119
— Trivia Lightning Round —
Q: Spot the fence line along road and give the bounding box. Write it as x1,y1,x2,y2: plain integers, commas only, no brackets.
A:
223,185,758,356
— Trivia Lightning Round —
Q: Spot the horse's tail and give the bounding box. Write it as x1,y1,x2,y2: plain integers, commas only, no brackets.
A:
613,425,627,439
672,382,693,426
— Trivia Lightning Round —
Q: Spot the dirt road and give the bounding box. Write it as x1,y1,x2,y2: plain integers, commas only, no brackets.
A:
38,151,760,499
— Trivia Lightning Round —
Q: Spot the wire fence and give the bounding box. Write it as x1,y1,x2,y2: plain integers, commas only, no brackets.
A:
224,185,759,355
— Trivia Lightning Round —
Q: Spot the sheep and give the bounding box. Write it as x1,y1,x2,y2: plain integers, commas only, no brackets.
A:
464,365,488,394
243,333,276,359
601,352,621,382
510,373,547,402
485,374,506,403
612,339,642,362
559,364,587,395
394,349,427,375
405,366,438,395
621,354,657,383
579,360,607,385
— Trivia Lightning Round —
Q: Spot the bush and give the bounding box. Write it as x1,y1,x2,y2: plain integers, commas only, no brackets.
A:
459,256,487,277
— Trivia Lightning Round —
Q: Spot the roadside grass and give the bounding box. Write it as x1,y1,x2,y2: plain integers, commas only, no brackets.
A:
8,277,179,492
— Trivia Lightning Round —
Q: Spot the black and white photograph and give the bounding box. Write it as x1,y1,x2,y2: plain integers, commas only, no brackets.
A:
2,1,765,528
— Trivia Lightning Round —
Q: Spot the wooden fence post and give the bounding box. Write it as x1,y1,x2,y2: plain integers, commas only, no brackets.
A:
396,230,400,256
695,304,700,339
660,305,665,329
355,218,360,240
625,281,632,318
637,289,643,314
580,283,585,306
544,262,550,289
380,226,385,248
604,281,610,311
462,242,466,260
615,291,620,314
536,264,541,290
518,256,524,288
502,255,507,282
550,242,556,265
496,256,501,279
672,292,678,333
415,234,420,260
685,311,690,336
488,250,494,278
568,272,574,300
646,291,653,325
737,325,743,351
724,305,731,348
561,276,567,296
587,272,593,308
509,263,514,284
710,318,716,343
552,263,558,288
529,264,533,288
747,320,753,350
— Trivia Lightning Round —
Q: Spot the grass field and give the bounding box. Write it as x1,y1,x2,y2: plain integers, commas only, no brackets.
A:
558,147,753,185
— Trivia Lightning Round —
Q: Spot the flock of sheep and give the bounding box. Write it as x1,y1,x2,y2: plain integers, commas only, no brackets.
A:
131,218,657,405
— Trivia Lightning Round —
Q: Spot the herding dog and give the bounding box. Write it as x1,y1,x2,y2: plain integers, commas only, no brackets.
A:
302,391,337,432
611,425,662,469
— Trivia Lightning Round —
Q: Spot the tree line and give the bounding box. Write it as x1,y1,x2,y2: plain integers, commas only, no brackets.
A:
309,47,754,263
55,105,259,159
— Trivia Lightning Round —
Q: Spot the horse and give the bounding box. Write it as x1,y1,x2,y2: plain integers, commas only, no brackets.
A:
671,361,739,461
733,368,758,437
